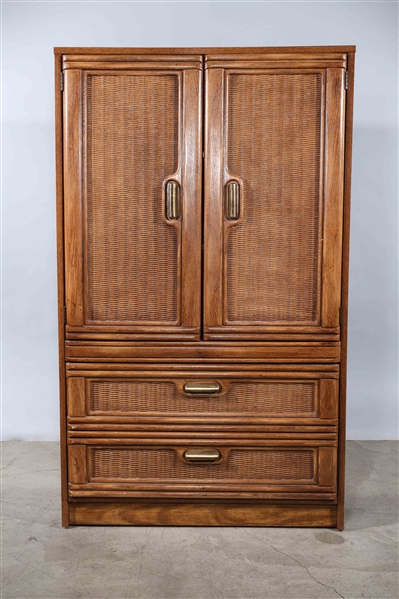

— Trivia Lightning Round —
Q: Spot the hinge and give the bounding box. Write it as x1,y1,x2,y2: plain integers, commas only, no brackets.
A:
60,72,64,92
339,307,342,326
64,306,67,324
345,71,349,90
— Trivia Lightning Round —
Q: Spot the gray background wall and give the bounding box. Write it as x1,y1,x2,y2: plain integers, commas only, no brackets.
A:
2,1,398,440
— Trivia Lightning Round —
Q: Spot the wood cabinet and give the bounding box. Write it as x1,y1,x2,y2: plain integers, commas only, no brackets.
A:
55,46,355,528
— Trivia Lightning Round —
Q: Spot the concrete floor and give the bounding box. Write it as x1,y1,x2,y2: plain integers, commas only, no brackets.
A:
1,441,398,599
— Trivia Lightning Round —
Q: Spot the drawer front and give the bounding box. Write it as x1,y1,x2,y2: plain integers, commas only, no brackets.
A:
67,367,339,427
68,440,337,499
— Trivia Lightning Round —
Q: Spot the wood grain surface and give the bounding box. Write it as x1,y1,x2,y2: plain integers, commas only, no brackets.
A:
55,46,355,55
69,501,337,527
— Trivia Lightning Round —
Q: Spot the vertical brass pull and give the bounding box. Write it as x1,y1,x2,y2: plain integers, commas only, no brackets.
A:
226,181,240,220
166,180,180,220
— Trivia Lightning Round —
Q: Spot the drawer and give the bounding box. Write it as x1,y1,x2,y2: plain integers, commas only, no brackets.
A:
67,365,339,430
68,439,337,500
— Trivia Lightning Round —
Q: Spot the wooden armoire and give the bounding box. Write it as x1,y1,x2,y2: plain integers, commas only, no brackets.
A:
55,46,355,528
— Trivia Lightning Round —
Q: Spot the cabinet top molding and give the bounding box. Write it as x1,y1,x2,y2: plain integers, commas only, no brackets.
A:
54,45,355,55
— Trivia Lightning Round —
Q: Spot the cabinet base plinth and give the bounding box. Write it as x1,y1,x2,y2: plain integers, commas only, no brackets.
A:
68,501,338,527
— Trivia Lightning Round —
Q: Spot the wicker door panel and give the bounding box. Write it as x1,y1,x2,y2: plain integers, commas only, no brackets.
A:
226,73,322,324
63,61,202,340
66,368,339,426
204,64,346,340
86,73,179,324
68,442,337,499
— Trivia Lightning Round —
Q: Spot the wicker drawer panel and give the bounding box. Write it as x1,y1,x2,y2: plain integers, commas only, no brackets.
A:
90,447,314,482
67,369,338,425
90,380,315,416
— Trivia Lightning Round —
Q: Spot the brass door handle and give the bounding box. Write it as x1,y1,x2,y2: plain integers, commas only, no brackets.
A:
226,181,240,220
183,381,221,394
165,180,180,220
184,449,221,462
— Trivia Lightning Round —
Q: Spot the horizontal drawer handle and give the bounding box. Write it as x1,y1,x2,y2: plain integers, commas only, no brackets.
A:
184,449,221,463
183,381,221,394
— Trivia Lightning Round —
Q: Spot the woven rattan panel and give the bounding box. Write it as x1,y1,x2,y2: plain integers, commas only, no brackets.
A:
226,73,322,323
90,448,315,482
89,380,316,416
86,74,179,323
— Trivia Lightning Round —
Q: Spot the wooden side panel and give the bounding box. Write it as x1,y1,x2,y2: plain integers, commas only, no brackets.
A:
55,52,69,527
64,69,84,325
337,50,356,531
69,502,337,527
203,68,224,328
68,445,87,484
318,447,337,487
181,68,203,328
67,378,86,417
321,68,346,327
319,380,339,419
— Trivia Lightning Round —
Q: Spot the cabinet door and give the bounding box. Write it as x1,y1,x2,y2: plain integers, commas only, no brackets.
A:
63,56,202,341
204,56,346,341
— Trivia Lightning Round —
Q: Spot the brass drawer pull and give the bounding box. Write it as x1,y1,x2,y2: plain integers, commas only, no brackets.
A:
184,449,221,463
226,180,240,220
165,180,180,220
183,381,221,394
